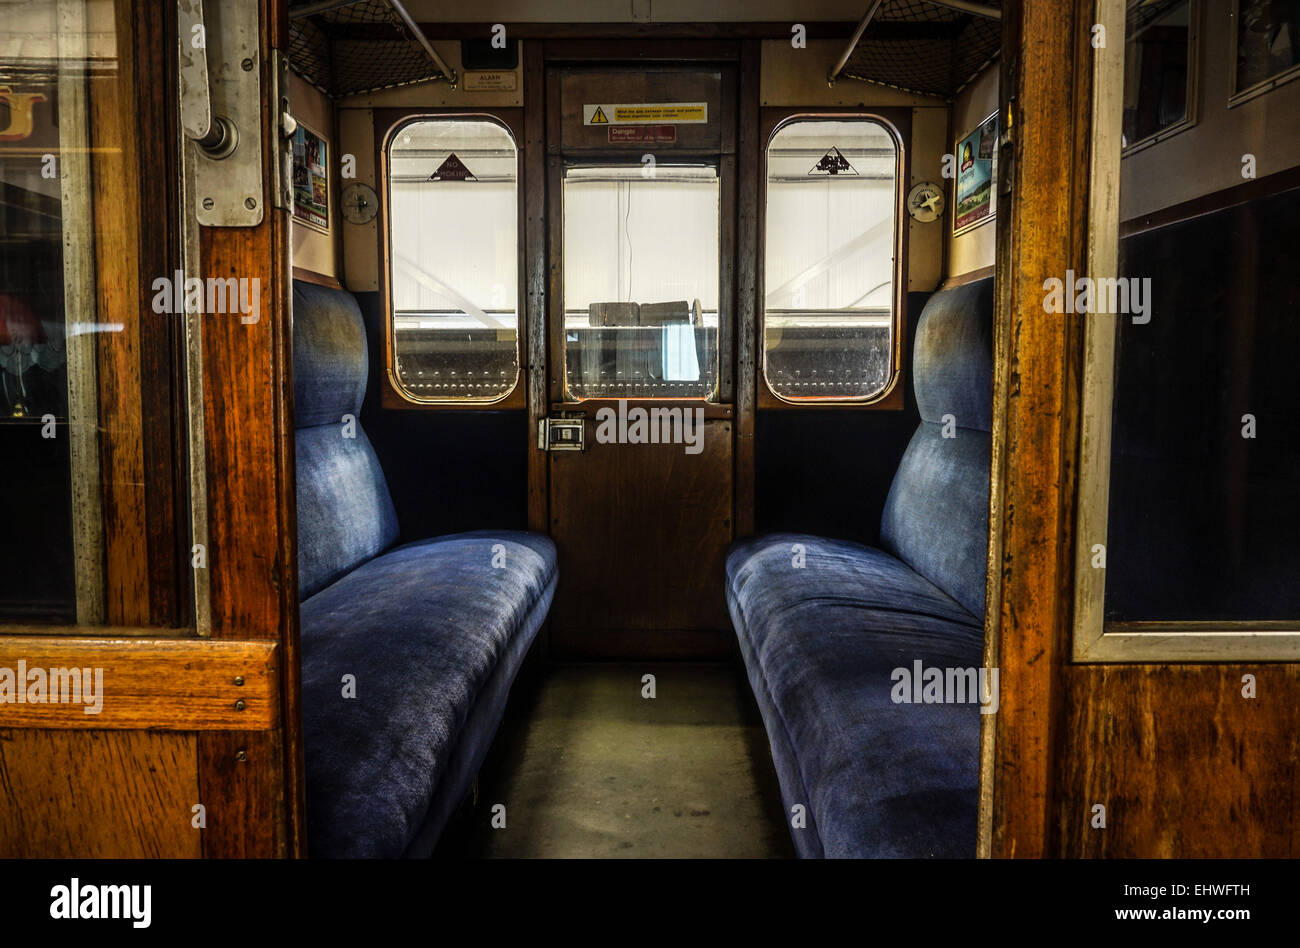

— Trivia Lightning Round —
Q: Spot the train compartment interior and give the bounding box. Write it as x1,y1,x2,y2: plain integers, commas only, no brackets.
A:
0,0,1298,875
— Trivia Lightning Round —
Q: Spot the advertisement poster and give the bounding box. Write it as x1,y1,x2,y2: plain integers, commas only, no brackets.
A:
292,121,329,232
953,112,997,236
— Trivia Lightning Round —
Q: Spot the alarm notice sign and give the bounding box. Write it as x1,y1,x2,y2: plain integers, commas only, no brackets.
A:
583,102,708,126
608,125,677,144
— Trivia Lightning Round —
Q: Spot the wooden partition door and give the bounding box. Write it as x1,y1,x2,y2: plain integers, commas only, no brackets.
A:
0,0,301,857
541,51,741,660
981,0,1300,857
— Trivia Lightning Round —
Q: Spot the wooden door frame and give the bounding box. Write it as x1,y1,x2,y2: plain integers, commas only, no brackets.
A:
982,0,1300,858
0,0,302,859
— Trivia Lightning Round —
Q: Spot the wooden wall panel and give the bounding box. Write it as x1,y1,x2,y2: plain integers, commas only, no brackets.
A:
0,730,201,858
549,418,734,658
1057,665,1300,857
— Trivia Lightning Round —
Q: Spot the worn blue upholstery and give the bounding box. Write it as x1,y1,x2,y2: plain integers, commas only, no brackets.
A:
727,535,983,857
300,531,557,858
293,280,557,858
727,278,993,858
293,282,399,600
881,278,993,617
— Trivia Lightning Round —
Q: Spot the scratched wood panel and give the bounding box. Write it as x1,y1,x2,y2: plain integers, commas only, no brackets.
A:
548,419,734,658
1057,665,1300,857
198,729,287,857
0,729,201,858
984,0,1092,858
0,638,277,730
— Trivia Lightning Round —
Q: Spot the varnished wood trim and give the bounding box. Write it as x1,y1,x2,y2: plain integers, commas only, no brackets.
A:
0,637,278,730
291,266,343,289
941,264,995,289
90,0,148,627
524,42,550,539
983,0,1092,859
735,39,760,537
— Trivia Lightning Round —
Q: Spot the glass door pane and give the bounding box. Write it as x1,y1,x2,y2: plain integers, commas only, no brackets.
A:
561,163,720,400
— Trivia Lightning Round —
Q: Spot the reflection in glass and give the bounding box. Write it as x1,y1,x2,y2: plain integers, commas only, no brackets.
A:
1122,0,1192,148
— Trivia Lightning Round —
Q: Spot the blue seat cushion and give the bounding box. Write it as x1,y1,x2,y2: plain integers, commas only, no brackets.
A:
726,533,983,858
300,530,558,858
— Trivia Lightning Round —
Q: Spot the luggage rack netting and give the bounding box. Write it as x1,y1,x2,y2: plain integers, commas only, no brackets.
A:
288,0,443,98
840,0,1002,100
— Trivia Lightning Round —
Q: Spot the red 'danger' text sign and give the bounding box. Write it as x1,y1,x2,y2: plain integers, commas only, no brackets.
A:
608,125,677,144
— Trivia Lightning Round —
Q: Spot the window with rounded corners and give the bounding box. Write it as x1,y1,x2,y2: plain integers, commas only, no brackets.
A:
385,116,520,403
763,116,901,403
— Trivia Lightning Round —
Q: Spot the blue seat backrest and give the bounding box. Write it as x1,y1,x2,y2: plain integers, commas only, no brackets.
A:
292,280,400,601
880,278,994,617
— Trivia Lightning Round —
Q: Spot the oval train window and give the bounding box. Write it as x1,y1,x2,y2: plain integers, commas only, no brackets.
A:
385,116,520,402
763,117,900,402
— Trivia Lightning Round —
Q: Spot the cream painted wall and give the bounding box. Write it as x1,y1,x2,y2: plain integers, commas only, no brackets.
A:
947,62,998,279
338,40,523,291
290,72,338,279
1120,0,1300,220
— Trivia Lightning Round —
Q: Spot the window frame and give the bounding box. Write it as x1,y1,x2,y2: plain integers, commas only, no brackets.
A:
1072,0,1300,661
377,108,527,410
757,107,910,411
1119,0,1200,156
558,158,725,404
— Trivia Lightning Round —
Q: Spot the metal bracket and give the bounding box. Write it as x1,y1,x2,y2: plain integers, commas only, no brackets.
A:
270,49,295,211
179,0,264,226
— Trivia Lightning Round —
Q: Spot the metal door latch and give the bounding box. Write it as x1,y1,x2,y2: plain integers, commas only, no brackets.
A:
538,415,585,452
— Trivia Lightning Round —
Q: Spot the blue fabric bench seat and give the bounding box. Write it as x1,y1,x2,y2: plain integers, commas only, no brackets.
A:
301,530,556,858
292,280,556,858
726,278,994,858
727,534,982,858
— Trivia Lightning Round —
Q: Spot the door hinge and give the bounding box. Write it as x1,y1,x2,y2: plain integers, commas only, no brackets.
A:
270,48,295,211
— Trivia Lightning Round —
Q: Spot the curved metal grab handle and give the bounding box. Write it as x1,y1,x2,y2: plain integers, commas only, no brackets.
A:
178,0,236,156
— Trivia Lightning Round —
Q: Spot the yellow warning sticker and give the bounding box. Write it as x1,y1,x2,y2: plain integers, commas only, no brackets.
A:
583,102,708,126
